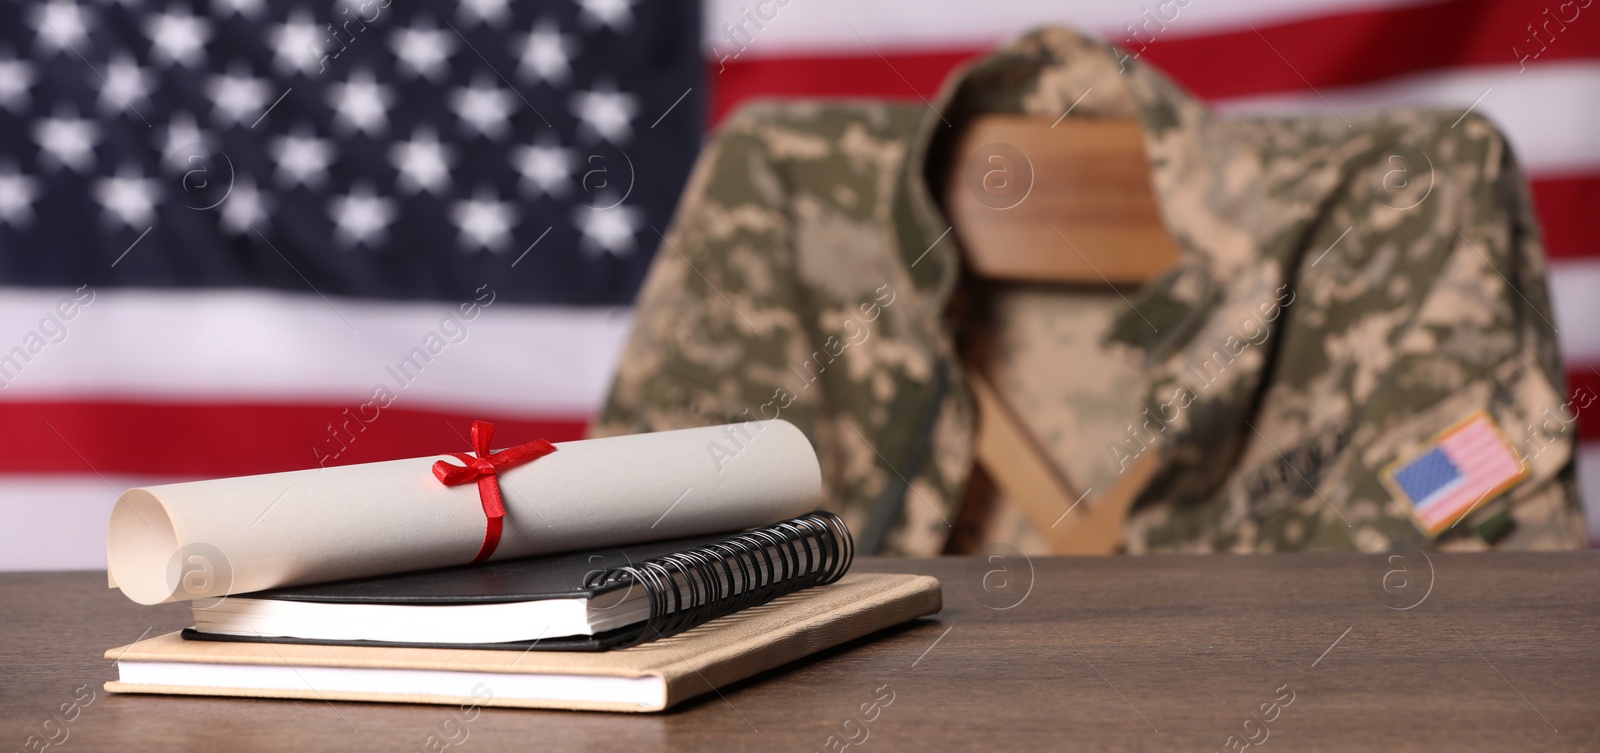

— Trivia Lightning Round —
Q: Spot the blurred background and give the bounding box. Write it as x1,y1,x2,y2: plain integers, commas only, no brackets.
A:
1,0,1595,569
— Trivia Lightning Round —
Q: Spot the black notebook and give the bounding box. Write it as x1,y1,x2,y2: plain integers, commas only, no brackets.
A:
183,511,853,652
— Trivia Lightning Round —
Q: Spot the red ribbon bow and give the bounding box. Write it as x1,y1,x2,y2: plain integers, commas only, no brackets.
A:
432,420,557,564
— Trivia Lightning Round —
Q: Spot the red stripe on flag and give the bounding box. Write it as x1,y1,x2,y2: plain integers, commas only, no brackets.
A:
708,2,1600,123
1530,175,1600,260
0,401,590,477
710,49,980,123
1130,0,1600,101
1566,366,1600,441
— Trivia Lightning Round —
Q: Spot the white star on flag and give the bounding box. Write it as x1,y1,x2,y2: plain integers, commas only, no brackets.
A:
513,140,573,198
457,0,511,29
331,183,398,248
161,114,208,168
220,177,270,236
517,21,573,85
31,1,93,55
34,110,99,172
94,164,160,230
571,82,638,144
451,75,516,140
391,18,456,82
573,197,641,257
578,0,636,31
0,52,35,113
97,54,152,115
451,188,518,252
270,10,324,76
271,126,334,189
215,0,265,20
0,164,39,228
146,9,212,69
328,68,393,136
207,65,271,127
391,127,454,196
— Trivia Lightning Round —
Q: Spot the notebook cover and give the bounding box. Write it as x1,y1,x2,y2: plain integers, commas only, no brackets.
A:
179,625,640,652
106,573,942,712
182,535,733,650
240,534,731,604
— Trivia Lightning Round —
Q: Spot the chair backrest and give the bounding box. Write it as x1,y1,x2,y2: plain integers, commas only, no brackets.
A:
943,115,1179,284
941,114,1176,554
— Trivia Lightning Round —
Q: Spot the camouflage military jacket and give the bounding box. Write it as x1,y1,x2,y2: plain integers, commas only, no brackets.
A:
593,27,1586,555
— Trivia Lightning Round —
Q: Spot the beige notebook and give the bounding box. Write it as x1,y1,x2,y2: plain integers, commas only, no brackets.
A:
106,573,941,713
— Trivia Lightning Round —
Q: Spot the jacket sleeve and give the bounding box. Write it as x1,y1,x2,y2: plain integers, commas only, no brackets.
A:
590,104,808,439
589,103,968,556
1258,112,1582,551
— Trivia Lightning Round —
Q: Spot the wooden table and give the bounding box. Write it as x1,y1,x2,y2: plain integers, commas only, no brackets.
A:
3,553,1596,752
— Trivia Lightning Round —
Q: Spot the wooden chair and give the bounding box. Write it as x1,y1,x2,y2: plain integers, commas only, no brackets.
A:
942,113,1178,554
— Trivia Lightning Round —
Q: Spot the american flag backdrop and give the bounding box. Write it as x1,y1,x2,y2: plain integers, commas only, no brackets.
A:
2,0,1596,569
0,0,703,568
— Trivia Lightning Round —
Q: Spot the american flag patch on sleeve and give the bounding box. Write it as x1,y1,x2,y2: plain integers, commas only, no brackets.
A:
1380,411,1529,538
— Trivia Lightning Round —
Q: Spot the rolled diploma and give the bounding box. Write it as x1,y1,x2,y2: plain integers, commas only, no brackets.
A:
107,420,821,605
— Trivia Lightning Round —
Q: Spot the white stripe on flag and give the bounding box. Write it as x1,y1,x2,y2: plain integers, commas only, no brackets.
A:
1549,258,1600,364
0,474,163,571
703,0,1446,55
1214,61,1600,175
1582,444,1600,545
0,288,632,416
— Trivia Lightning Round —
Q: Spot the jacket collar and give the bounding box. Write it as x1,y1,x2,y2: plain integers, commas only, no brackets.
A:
895,27,1229,354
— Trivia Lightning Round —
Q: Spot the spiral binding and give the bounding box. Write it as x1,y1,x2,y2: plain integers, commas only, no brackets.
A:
584,511,854,647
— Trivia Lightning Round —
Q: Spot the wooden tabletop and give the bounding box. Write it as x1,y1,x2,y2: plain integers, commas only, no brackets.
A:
3,552,1596,752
